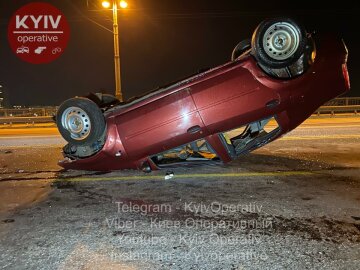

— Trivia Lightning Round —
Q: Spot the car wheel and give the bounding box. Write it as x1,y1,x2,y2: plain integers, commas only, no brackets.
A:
231,39,251,61
56,97,106,146
251,17,307,69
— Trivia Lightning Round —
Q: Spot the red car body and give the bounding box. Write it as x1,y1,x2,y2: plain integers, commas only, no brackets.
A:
59,35,350,171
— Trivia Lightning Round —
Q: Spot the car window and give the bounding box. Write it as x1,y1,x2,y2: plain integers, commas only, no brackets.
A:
219,116,280,157
151,139,219,166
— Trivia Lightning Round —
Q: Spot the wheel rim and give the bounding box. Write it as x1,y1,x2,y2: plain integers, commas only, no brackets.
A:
262,22,300,61
61,107,91,140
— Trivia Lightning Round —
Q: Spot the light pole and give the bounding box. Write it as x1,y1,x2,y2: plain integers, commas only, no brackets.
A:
102,0,128,101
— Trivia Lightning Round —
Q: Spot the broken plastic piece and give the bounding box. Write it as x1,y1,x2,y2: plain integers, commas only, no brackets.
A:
165,171,174,180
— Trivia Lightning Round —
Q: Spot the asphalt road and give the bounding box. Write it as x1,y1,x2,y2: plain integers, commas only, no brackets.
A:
0,116,359,269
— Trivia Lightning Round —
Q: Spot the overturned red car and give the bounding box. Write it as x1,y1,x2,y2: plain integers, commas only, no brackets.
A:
56,18,350,171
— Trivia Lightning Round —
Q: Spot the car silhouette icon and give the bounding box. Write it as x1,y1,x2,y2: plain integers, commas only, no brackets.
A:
16,46,29,54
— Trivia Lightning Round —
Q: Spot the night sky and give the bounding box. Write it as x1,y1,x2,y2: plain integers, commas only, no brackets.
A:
1,0,359,106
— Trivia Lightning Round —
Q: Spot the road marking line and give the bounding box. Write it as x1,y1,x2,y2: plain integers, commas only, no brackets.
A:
59,171,314,182
0,145,63,149
0,135,60,139
296,125,360,129
281,135,360,141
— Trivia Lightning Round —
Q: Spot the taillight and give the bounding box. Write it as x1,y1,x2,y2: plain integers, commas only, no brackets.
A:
342,63,350,90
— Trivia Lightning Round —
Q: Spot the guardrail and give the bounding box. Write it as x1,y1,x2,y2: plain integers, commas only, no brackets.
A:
0,107,57,117
315,105,359,115
323,97,360,106
314,97,360,115
0,97,359,125
0,116,53,125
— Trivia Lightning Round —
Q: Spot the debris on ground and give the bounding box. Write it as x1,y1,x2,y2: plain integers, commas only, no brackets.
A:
164,171,174,180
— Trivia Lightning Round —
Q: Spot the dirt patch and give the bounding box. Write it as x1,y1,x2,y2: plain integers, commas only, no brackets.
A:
0,147,63,175
0,179,53,214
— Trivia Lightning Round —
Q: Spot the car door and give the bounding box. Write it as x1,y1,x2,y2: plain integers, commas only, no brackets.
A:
115,88,207,159
190,65,280,134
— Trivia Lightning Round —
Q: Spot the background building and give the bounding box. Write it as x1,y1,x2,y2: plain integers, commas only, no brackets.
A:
0,85,10,108
0,85,4,108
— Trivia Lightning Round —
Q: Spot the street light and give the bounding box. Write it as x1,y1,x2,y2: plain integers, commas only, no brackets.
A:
101,1,110,8
102,0,128,101
119,1,128,8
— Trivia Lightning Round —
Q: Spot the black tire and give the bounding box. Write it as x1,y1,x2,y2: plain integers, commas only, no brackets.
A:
85,93,120,108
101,94,120,106
231,39,251,61
251,17,307,69
56,97,106,146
